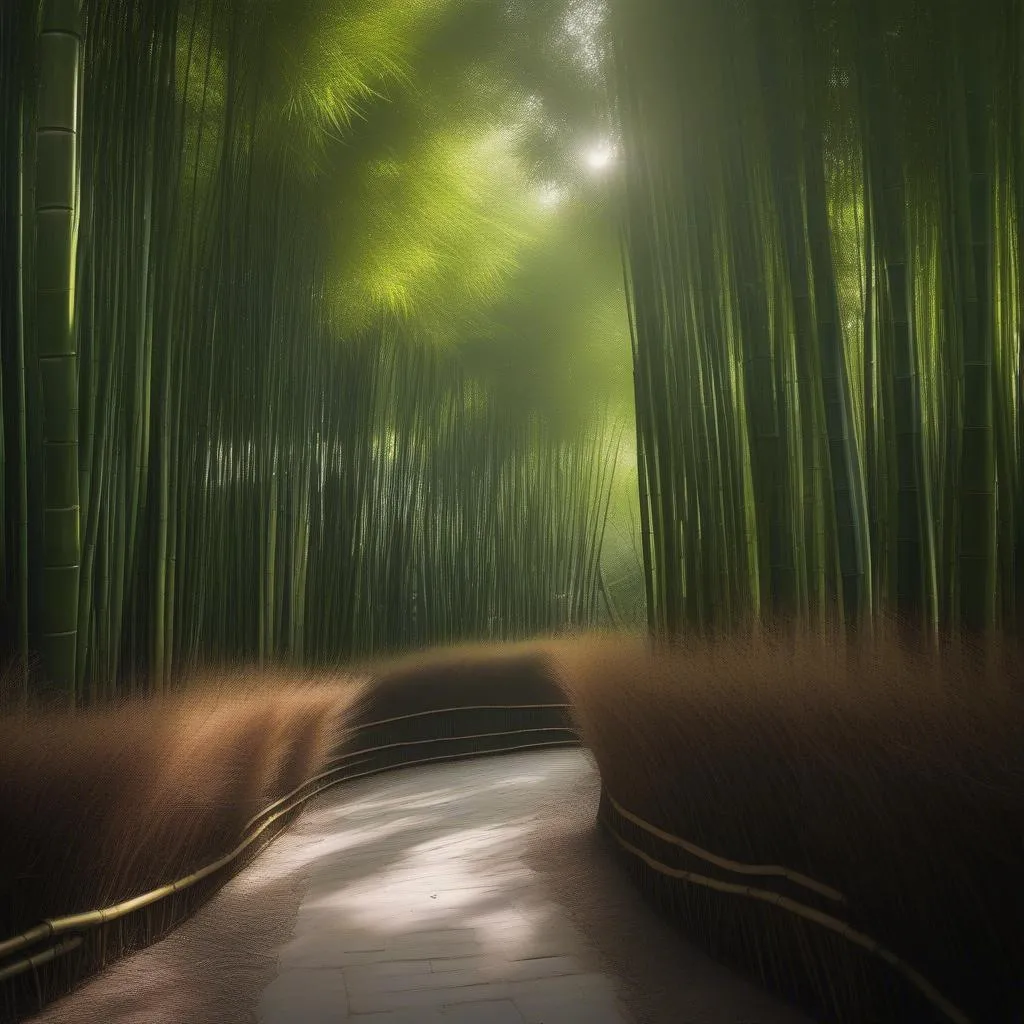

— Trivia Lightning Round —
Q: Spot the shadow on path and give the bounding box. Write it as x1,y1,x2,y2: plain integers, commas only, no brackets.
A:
29,750,811,1024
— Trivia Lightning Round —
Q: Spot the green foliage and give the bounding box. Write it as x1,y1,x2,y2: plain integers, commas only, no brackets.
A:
0,0,638,699
612,0,1022,636
326,112,536,335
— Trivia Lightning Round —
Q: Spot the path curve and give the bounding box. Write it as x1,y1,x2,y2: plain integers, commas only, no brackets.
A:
31,750,810,1024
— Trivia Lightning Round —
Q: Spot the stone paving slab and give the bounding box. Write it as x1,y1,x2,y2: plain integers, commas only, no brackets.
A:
257,751,633,1024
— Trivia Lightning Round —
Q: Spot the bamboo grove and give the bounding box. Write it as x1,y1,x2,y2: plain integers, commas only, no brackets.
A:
6,0,1019,703
0,0,621,704
612,0,1024,636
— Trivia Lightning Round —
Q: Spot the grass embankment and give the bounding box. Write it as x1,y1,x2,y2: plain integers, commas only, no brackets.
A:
1,629,1021,1024
0,671,360,941
0,641,570,947
347,639,578,767
549,625,1024,1024
0,644,572,1020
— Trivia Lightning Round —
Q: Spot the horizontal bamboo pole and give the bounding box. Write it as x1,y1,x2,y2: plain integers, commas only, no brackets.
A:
604,789,846,903
0,937,83,985
601,801,972,1024
325,727,576,767
5,696,964,1024
337,702,574,734
247,702,576,832
0,708,581,983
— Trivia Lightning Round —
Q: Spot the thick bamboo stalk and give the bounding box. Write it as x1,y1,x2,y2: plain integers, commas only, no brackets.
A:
955,21,997,631
35,0,83,699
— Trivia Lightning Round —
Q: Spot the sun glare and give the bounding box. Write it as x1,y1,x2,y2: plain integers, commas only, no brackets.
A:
584,140,616,173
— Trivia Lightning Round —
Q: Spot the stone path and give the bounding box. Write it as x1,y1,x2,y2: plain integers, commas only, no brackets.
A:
257,750,632,1024
32,749,810,1024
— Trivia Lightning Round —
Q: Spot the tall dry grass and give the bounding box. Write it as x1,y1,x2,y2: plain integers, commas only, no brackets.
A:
546,623,1024,1022
0,670,363,938
349,638,571,725
0,642,569,970
3,629,1022,1022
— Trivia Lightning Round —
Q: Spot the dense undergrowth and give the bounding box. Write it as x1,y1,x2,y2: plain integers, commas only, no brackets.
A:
551,624,1024,1023
0,671,361,938
2,627,1022,1023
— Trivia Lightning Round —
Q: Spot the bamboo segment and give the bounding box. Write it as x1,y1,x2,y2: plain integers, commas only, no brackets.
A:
35,0,83,698
955,16,998,631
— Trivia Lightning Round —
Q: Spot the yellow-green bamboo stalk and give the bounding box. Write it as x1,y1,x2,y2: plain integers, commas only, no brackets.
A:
35,0,83,699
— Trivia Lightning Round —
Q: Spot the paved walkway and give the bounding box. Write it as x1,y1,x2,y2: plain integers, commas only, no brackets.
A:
33,750,809,1024
257,750,631,1024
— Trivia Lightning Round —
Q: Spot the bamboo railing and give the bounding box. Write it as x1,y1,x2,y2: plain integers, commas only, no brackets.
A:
0,699,578,1019
1,699,976,1024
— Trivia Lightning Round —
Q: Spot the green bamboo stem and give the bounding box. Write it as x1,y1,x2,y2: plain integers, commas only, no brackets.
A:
954,17,997,631
16,91,30,698
35,0,84,700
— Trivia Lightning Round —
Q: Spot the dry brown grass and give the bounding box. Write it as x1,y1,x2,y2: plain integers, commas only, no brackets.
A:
3,627,1022,1022
544,622,1024,1022
349,636,570,725
0,643,564,960
0,668,364,938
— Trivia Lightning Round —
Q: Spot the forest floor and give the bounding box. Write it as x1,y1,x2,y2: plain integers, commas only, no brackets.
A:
28,748,809,1024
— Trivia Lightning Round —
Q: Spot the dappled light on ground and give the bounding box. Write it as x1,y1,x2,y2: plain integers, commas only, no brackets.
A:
30,749,809,1024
